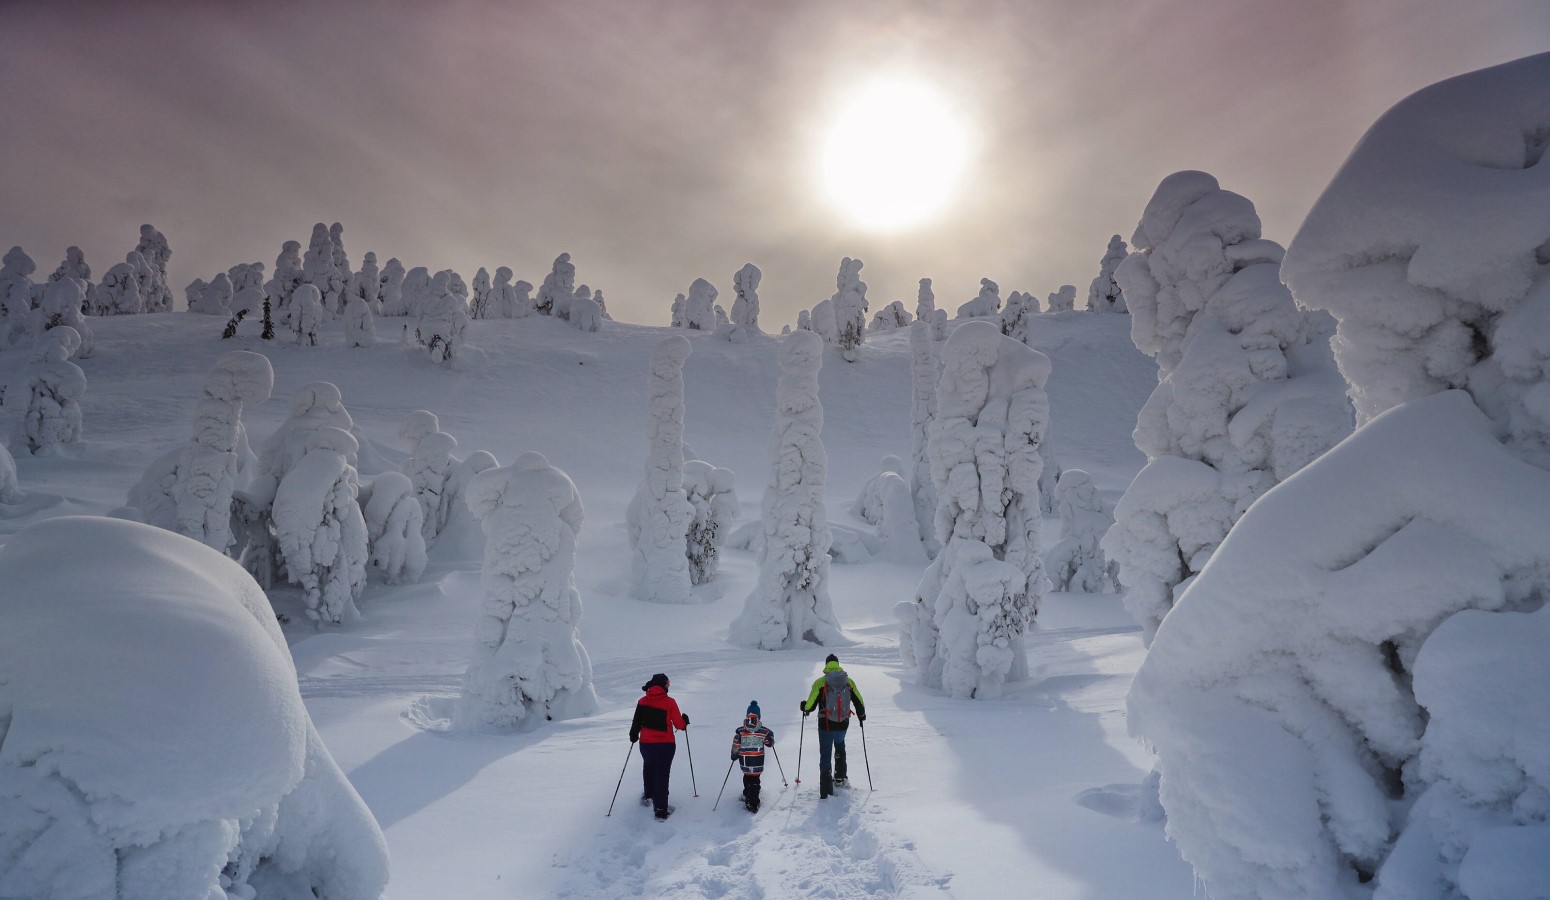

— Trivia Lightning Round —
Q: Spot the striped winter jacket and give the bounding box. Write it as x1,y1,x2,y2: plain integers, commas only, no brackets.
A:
730,715,775,774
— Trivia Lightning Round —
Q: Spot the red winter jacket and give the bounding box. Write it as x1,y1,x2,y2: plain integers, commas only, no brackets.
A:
630,685,687,744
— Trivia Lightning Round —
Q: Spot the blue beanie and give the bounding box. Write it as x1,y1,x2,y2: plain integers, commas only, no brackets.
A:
747,700,760,717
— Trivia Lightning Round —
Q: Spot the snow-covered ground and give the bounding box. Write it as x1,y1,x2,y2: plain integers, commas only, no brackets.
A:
0,309,1188,898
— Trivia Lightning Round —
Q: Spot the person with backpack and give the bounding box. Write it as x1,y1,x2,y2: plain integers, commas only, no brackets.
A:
629,672,689,820
799,653,865,799
729,701,776,812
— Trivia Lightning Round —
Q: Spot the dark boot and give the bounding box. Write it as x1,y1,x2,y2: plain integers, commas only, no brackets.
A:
819,770,833,799
835,744,848,784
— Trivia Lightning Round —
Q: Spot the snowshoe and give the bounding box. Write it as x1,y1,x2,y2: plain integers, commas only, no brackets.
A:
640,795,652,807
744,797,759,813
654,805,675,821
833,775,848,787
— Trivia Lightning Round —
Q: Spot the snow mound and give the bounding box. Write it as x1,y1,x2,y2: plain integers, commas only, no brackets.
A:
0,516,387,900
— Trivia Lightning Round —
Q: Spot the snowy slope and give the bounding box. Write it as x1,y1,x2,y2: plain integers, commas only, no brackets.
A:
0,309,1182,899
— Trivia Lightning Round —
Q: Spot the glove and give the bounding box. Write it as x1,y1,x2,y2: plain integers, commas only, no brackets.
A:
682,714,690,726
731,752,738,762
799,701,808,714
857,711,866,723
631,736,638,744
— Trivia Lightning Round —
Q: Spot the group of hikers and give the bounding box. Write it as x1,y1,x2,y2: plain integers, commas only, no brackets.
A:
625,654,867,820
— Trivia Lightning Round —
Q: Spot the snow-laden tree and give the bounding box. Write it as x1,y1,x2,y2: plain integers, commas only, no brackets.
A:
378,257,407,316
128,350,274,554
400,266,432,321
536,252,575,318
489,267,514,318
1088,234,1128,313
1129,55,1550,900
1001,290,1036,344
273,425,368,625
1044,469,1117,593
510,276,535,318
683,277,717,331
352,251,380,313
343,290,376,347
1,246,37,339
831,257,869,362
469,267,493,319
457,451,599,729
713,304,729,329
853,455,907,525
267,240,305,316
956,277,1000,318
682,459,736,586
808,298,838,345
133,224,172,312
97,258,141,316
38,277,93,357
399,409,439,453
303,224,338,315
1037,434,1062,515
870,300,912,332
19,327,85,456
731,263,762,331
0,438,17,503
1103,171,1352,641
189,271,233,315
730,330,844,649
569,288,603,332
185,278,209,311
669,292,686,327
795,309,811,332
916,277,936,321
228,261,265,296
419,272,469,362
328,222,351,311
405,430,459,546
222,287,265,339
626,336,695,603
899,320,1051,699
1046,284,1076,313
593,288,611,320
289,283,325,346
362,471,426,585
49,246,96,314
908,320,942,557
446,270,469,304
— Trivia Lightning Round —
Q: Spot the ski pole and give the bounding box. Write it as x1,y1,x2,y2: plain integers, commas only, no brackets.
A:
712,758,737,811
684,727,699,797
859,720,874,791
796,712,807,784
606,742,634,816
770,743,790,786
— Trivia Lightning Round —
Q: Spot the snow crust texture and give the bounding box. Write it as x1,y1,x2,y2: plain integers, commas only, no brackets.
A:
0,516,388,900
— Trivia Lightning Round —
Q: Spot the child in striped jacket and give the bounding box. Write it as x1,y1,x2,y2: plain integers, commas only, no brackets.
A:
730,701,775,812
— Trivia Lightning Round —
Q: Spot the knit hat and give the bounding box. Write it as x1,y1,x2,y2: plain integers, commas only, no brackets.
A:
747,700,760,718
643,673,669,691
825,653,839,664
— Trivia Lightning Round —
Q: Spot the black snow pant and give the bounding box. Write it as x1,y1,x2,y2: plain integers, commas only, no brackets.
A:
742,773,761,807
640,742,676,815
818,726,848,797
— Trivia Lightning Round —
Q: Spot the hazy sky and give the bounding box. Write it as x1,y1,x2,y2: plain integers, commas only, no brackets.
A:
3,0,1547,326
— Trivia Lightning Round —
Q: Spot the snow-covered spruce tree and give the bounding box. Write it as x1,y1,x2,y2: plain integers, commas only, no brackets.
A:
1127,55,1550,900
222,288,265,338
1001,290,1035,344
343,289,376,347
795,309,811,332
569,288,603,332
908,319,942,556
536,252,575,318
39,277,93,357
0,438,17,503
683,277,717,331
446,270,468,304
1102,171,1352,642
398,409,439,455
1037,433,1062,515
853,454,907,525
713,304,729,329
378,257,407,316
510,276,535,318
272,426,368,625
266,239,305,318
303,223,337,315
1087,234,1128,313
808,298,838,345
228,261,265,296
185,278,209,310
328,222,350,311
400,266,432,321
682,458,736,586
916,277,935,321
870,300,912,332
20,327,86,455
730,330,844,649
133,224,172,312
128,350,274,553
406,430,459,546
457,451,599,729
470,267,493,319
956,277,1000,318
49,246,97,315
362,470,426,585
669,292,686,327
731,263,762,332
830,257,868,362
353,251,380,313
900,320,1052,699
97,257,141,316
1044,469,1117,593
625,336,695,603
189,271,233,315
419,272,469,362
1,246,37,340
1046,284,1076,312
289,283,325,346
489,267,514,318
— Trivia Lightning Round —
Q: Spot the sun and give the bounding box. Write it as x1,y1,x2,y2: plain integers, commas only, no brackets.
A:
818,76,973,232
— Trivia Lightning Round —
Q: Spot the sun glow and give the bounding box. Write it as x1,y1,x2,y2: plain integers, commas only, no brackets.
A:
819,76,973,232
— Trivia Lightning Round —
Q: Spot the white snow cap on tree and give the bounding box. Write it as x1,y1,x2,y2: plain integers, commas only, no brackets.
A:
870,300,912,332
730,330,844,649
133,224,172,312
378,257,407,316
406,430,459,546
20,327,86,456
1001,290,1036,344
853,455,907,525
303,223,338,315
1087,234,1129,313
592,288,610,320
808,298,837,345
272,426,368,625
445,270,468,304
670,292,686,328
683,277,717,331
401,266,432,321
128,350,274,555
228,261,265,295
795,308,811,332
909,319,942,557
536,252,575,318
98,259,142,316
731,263,762,331
956,277,1001,319
1044,469,1117,593
457,451,599,729
39,277,93,357
343,290,376,348
419,273,469,362
0,517,389,900
290,283,325,346
682,458,736,586
1046,284,1076,313
352,251,381,313
268,239,305,315
916,277,936,321
831,257,869,362
1105,170,1352,641
510,276,535,319
626,336,695,603
901,320,1051,699
569,289,603,332
50,245,90,283
398,409,440,450
470,267,493,319
363,471,426,585
189,271,233,315
2,246,38,338
1129,55,1550,900
328,223,350,308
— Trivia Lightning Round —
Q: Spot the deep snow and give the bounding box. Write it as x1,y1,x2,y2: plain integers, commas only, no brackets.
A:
0,307,1179,898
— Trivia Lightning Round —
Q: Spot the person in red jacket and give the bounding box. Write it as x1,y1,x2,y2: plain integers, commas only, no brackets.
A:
629,672,689,820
